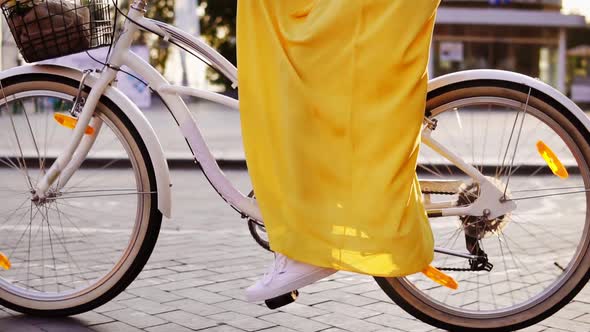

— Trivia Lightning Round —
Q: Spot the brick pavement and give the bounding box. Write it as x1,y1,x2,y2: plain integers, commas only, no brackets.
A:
1,169,590,332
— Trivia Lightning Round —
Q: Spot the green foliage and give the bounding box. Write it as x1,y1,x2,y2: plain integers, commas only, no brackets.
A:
146,0,174,73
199,0,236,90
116,0,174,73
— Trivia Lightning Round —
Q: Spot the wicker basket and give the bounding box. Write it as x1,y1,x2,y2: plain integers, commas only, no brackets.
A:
1,0,112,62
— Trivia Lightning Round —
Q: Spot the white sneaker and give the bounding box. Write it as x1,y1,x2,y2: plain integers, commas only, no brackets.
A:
245,253,337,302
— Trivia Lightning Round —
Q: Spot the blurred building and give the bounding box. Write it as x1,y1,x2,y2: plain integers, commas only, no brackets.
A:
431,0,587,93
1,19,19,70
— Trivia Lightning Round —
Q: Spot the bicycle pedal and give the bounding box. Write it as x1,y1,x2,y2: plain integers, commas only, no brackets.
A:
264,290,298,309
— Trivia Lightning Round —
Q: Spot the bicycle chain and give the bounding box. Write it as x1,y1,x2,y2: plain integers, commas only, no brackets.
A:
436,266,480,272
422,191,456,195
436,261,493,272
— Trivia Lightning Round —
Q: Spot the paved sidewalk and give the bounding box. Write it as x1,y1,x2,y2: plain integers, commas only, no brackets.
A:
1,169,590,332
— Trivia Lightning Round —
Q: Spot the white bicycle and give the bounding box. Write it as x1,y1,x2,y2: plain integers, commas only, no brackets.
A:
1,0,590,330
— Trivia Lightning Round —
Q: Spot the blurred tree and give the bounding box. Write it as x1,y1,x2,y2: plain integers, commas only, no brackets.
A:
146,0,175,73
117,0,174,73
199,0,237,90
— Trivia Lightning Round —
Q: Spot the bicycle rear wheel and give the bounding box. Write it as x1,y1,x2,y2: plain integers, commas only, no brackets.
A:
376,80,590,331
0,73,161,316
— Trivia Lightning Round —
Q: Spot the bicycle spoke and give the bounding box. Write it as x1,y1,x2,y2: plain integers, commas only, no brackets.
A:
502,88,532,197
508,189,590,201
49,191,155,200
1,88,34,190
20,99,43,178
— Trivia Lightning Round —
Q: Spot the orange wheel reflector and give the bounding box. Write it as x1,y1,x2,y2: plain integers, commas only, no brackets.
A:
536,140,568,179
422,265,458,290
53,113,95,135
0,252,10,270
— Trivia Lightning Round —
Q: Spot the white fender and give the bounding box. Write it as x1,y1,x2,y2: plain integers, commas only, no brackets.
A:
0,64,172,218
428,69,590,134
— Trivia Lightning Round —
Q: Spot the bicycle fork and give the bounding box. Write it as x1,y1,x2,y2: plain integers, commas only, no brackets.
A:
33,69,117,201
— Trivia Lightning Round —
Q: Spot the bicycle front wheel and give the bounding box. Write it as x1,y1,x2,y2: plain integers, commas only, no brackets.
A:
376,80,590,331
0,73,161,316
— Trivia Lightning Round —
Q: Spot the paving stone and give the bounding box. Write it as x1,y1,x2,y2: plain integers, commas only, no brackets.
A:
213,299,271,317
199,278,253,292
277,303,331,319
91,321,145,332
338,282,380,295
160,269,220,282
313,301,381,319
208,311,252,322
333,272,375,285
359,290,392,302
103,308,168,329
574,313,590,324
137,269,173,279
166,298,227,316
32,320,96,332
117,297,176,315
168,264,208,272
297,290,380,307
204,269,262,283
208,312,275,331
218,287,250,301
524,316,590,332
204,325,249,332
519,325,552,332
299,281,349,294
156,278,215,291
93,301,127,314
365,314,432,332
127,287,183,303
172,287,232,304
145,322,194,332
0,318,47,332
255,327,299,332
156,310,219,330
74,311,115,326
361,301,415,319
260,312,330,332
126,278,169,289
143,260,184,270
555,307,586,320
312,313,385,332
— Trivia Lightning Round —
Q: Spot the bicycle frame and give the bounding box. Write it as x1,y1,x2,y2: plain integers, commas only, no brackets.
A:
32,2,517,259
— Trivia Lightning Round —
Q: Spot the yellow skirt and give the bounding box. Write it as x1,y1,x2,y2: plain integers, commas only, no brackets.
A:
237,0,439,277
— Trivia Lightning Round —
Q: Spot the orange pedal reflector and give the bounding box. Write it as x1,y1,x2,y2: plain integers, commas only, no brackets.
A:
422,265,458,290
53,113,95,135
0,252,10,270
536,140,568,179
